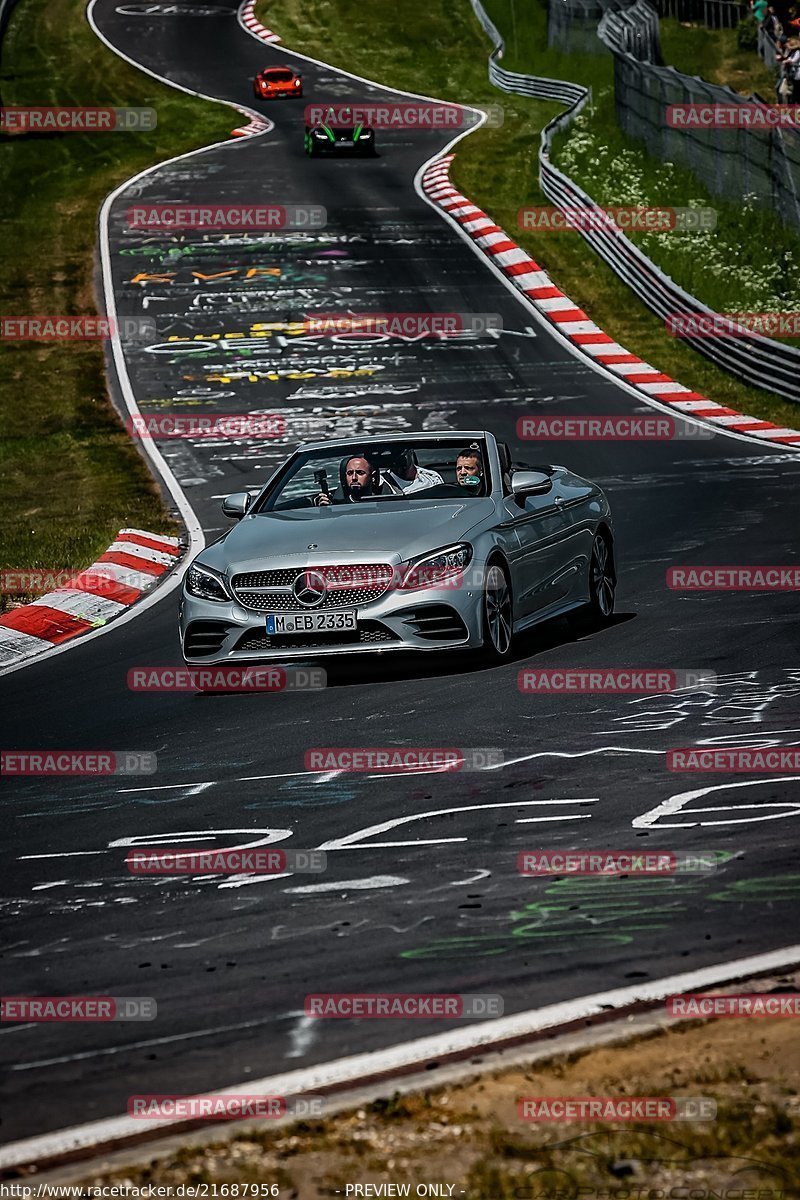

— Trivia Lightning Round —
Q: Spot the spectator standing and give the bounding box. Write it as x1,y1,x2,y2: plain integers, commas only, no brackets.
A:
763,5,783,38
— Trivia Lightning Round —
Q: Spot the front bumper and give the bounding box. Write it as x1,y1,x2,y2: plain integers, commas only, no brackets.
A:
310,138,374,154
180,582,482,663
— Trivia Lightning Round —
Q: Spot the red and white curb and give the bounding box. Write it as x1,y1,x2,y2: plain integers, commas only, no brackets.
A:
0,530,181,668
230,112,271,137
422,155,800,448
231,1,280,134
239,0,281,43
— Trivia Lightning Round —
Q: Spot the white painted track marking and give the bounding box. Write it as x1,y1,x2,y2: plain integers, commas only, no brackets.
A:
3,943,799,1170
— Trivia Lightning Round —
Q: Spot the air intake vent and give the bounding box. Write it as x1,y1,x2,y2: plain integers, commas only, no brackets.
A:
183,621,231,658
400,605,468,642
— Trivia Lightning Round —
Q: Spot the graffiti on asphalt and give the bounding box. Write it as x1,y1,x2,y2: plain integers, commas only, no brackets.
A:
602,671,800,736
400,868,799,960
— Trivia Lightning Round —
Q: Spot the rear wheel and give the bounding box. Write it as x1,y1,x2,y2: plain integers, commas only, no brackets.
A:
480,561,513,661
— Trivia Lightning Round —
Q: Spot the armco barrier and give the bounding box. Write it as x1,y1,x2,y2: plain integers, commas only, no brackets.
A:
469,0,800,403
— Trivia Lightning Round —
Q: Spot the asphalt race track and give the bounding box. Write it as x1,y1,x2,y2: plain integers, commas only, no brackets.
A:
2,0,800,1146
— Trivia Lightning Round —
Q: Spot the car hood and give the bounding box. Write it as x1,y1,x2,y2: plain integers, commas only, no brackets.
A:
201,499,496,574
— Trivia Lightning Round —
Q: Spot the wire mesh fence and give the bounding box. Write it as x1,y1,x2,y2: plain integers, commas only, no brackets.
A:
651,0,747,28
548,0,609,54
600,1,800,234
467,0,800,403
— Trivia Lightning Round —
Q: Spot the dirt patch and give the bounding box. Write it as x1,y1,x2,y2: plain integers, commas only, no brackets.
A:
74,1014,800,1197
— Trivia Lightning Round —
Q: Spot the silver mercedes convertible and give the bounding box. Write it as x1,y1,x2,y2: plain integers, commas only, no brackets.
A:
179,431,615,664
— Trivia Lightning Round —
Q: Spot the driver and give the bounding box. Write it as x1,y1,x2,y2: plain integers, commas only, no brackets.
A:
455,444,484,494
315,455,379,505
382,448,443,495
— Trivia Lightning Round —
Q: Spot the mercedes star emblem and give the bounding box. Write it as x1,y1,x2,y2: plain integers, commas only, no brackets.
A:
293,569,327,607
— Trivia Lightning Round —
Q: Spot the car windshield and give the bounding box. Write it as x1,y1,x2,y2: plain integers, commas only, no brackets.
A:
254,439,491,513
265,69,293,80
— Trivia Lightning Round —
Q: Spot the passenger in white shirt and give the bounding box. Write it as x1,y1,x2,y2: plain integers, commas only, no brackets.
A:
382,448,444,495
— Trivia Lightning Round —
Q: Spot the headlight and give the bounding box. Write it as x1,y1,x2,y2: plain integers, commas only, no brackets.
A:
185,563,231,603
358,131,372,139
294,78,301,86
313,129,328,139
397,544,473,591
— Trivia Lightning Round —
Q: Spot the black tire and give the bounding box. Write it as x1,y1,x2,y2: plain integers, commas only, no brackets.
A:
480,560,514,662
572,530,616,630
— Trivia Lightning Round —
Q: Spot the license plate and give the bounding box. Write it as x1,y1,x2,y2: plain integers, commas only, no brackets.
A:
266,610,357,635
335,140,352,148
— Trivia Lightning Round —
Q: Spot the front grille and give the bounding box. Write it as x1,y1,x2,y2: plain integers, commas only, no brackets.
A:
184,620,231,658
400,605,469,643
231,566,393,612
234,621,398,652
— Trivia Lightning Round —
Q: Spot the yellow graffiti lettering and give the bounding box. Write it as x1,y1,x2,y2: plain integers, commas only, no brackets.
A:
130,272,175,284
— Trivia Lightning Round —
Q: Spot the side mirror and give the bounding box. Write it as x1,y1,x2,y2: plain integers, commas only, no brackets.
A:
221,491,252,519
511,470,552,497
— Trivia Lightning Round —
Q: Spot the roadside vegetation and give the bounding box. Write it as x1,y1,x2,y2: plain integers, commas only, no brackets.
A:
73,1014,800,1195
256,0,800,429
0,0,232,579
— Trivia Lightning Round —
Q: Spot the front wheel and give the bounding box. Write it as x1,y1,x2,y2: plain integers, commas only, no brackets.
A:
572,531,615,630
480,561,514,662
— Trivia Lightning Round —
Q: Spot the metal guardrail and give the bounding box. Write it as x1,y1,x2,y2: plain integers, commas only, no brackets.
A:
600,0,662,62
470,0,588,102
468,0,800,402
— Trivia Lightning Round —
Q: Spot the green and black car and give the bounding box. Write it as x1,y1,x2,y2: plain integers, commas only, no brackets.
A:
304,121,377,156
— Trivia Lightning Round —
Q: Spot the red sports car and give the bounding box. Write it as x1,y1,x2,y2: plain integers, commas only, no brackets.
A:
253,65,303,100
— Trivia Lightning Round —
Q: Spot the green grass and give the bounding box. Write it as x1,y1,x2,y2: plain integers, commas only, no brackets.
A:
0,0,233,578
659,15,777,95
256,0,800,430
